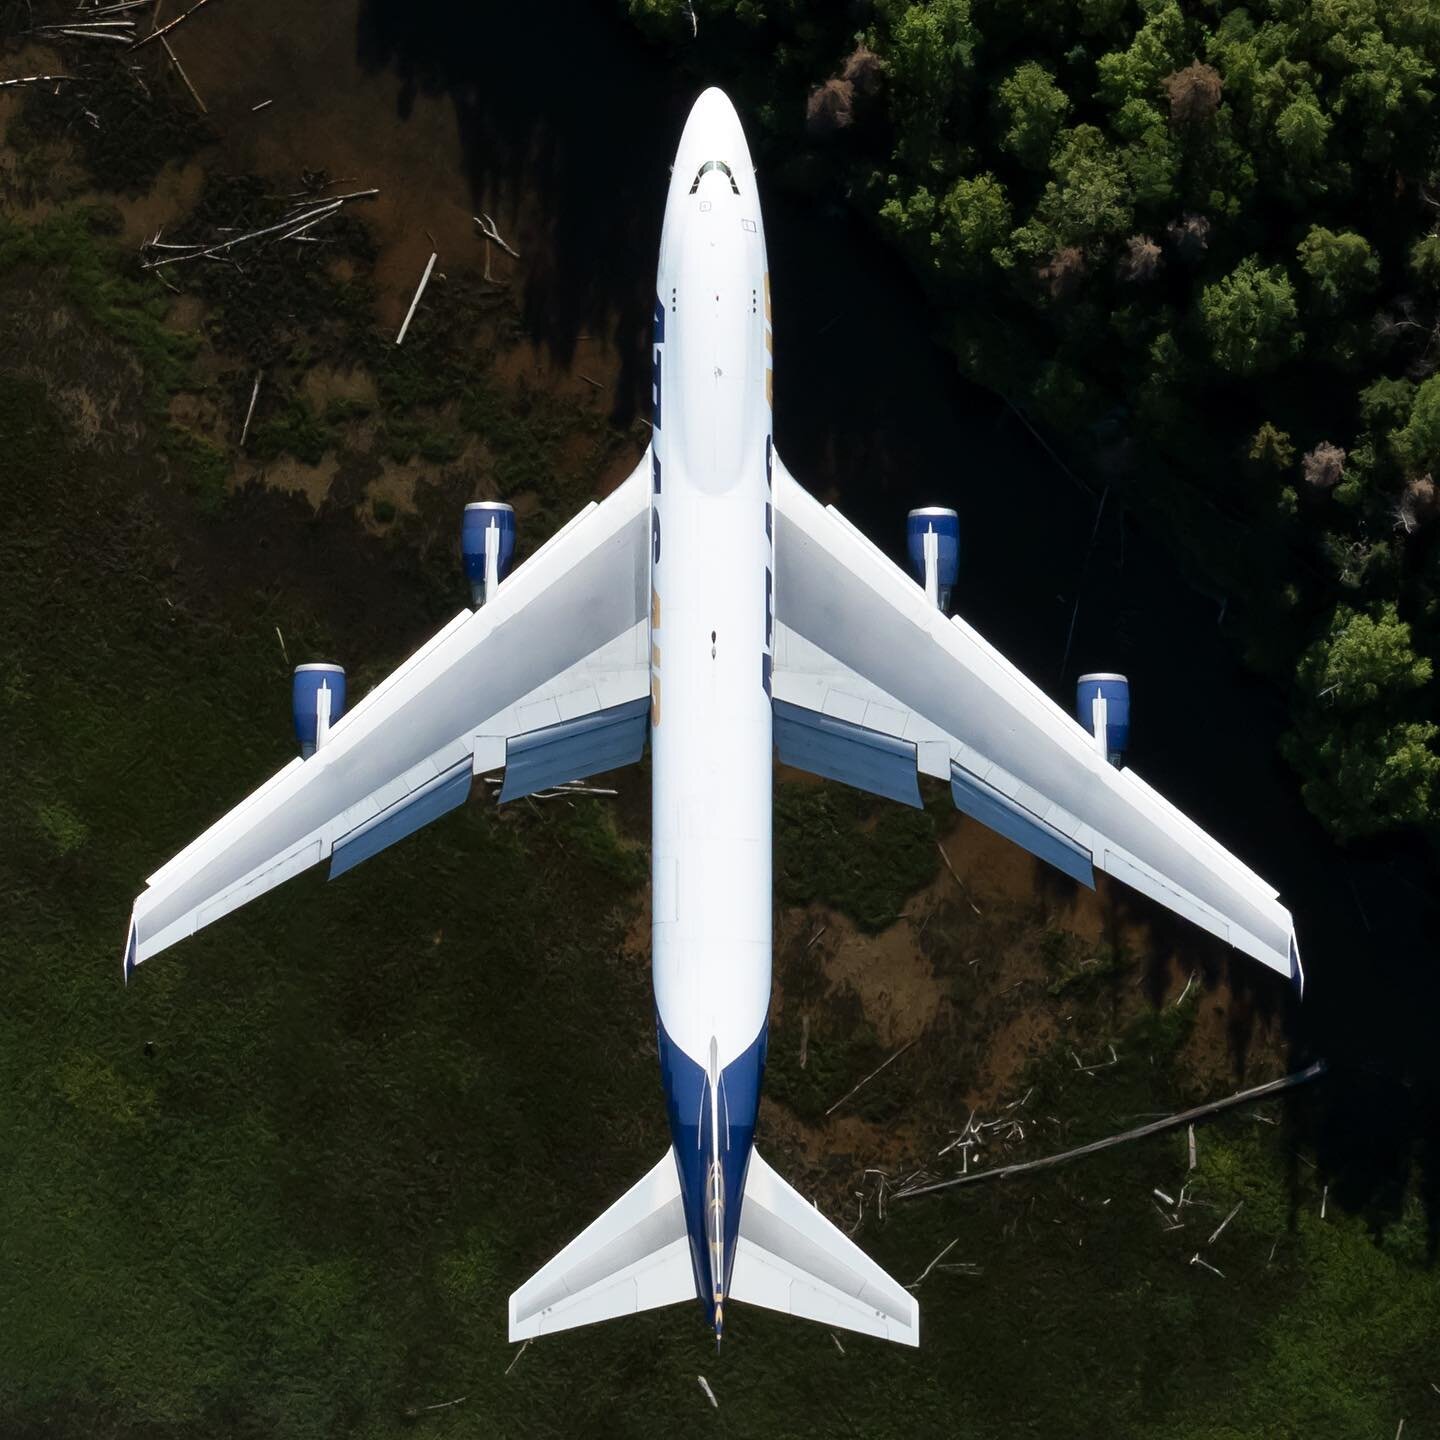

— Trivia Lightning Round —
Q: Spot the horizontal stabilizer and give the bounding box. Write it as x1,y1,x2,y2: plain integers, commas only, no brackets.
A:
509,1148,696,1341
730,1149,919,1346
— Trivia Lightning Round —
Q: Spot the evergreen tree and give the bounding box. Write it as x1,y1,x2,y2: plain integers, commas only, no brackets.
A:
1198,258,1301,375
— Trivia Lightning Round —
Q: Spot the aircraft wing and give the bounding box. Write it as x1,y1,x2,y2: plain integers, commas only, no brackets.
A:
125,454,653,977
770,457,1301,990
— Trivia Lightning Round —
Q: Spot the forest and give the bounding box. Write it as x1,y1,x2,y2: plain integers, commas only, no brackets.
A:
627,0,1440,844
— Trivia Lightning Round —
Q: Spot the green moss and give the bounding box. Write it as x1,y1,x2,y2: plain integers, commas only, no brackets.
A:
1038,928,1130,997
765,998,905,1126
775,781,937,931
7,52,209,196
249,399,331,466
35,801,90,857
161,425,230,511
0,209,195,406
380,418,464,465
324,396,374,424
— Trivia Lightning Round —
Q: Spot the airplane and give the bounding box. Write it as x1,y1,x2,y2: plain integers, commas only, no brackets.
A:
123,88,1303,1352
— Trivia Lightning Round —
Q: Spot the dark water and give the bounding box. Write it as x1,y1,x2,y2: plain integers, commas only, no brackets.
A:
355,0,1439,1244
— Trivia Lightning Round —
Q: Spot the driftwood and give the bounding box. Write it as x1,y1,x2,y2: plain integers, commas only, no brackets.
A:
894,1060,1326,1199
160,35,205,113
239,369,261,448
395,254,437,345
404,1394,468,1416
825,1039,917,1117
473,212,520,258
1207,1200,1243,1246
34,21,136,36
47,27,132,42
141,190,375,270
907,1236,958,1289
503,1340,530,1377
937,841,981,915
132,0,222,49
143,201,335,267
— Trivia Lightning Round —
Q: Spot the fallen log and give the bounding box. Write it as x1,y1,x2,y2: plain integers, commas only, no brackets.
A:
894,1060,1326,1199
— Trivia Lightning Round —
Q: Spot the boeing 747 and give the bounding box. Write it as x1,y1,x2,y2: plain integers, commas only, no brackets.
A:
124,88,1302,1350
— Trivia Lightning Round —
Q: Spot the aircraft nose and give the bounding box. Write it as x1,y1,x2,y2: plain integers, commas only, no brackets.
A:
677,87,750,177
688,86,739,128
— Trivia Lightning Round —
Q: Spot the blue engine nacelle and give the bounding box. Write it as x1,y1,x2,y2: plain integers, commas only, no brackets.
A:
1076,672,1130,767
293,663,346,759
906,507,960,612
462,501,516,606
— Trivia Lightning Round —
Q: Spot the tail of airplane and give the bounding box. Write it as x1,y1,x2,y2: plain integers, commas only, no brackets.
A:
508,1146,919,1346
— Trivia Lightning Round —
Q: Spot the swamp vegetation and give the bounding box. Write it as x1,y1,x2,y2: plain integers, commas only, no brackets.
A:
0,6,1436,1437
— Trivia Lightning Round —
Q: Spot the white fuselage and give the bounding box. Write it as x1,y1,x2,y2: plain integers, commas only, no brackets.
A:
647,91,774,1327
649,92,773,1075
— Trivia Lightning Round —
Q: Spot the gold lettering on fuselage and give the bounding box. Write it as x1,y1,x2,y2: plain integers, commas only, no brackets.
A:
764,272,773,409
650,584,662,726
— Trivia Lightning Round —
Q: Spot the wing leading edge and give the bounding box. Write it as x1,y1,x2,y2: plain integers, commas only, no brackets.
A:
126,454,653,976
771,456,1301,992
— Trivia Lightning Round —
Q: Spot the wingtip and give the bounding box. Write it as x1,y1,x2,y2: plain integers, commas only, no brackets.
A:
122,915,138,986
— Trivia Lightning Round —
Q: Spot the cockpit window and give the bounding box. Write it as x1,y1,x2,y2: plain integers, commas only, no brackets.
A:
689,159,740,196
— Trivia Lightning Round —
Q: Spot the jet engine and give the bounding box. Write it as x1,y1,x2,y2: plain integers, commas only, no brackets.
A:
906,507,959,613
1076,672,1129,767
293,663,346,759
462,501,516,606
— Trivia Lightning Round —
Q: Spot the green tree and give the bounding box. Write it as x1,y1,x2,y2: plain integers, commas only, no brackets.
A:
1095,0,1188,108
1286,603,1438,836
1392,374,1440,473
935,172,1013,269
1031,125,1133,249
1409,234,1440,286
882,0,980,163
1331,28,1435,160
1250,421,1295,469
882,174,1013,272
997,62,1070,170
1297,226,1379,309
1298,602,1432,707
1198,258,1301,375
1359,376,1416,432
1274,89,1332,171
1288,718,1440,837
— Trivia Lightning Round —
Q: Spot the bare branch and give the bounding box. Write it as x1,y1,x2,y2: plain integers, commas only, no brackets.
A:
131,0,223,50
